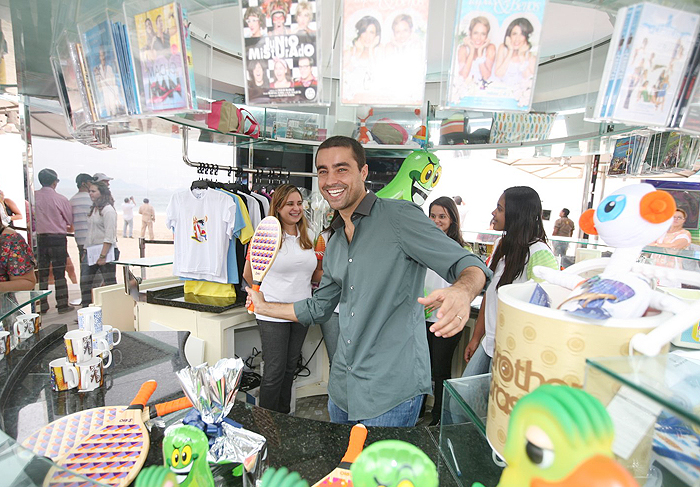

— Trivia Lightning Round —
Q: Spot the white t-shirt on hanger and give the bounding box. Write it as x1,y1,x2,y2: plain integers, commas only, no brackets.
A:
166,188,236,282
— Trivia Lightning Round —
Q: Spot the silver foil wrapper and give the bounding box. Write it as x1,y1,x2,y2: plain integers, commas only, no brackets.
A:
210,421,267,474
176,358,244,424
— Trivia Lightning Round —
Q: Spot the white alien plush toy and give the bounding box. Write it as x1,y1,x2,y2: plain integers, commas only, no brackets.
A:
534,183,683,320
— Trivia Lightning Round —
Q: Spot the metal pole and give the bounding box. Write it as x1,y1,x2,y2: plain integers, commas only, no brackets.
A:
19,95,36,258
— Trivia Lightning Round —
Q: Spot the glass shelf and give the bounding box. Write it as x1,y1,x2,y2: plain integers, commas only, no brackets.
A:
0,291,51,323
113,255,174,268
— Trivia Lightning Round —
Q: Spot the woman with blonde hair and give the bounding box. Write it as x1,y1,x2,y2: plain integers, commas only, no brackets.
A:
458,16,496,87
244,184,322,413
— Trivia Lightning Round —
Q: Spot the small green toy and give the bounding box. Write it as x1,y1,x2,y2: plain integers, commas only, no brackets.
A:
350,440,438,487
163,425,214,487
376,151,441,206
260,467,309,487
492,384,639,487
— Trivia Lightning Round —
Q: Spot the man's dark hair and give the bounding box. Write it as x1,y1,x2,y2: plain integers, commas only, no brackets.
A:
562,208,570,217
453,195,463,205
38,168,58,187
143,198,149,203
124,197,130,203
317,135,366,170
75,173,92,189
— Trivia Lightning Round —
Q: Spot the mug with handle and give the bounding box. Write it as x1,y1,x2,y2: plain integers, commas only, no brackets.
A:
49,358,79,392
0,331,11,357
14,316,36,340
15,313,40,335
99,325,122,349
64,330,93,363
77,307,103,334
91,336,112,368
76,357,104,392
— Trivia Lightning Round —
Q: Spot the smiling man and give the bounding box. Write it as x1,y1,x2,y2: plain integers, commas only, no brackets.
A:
247,135,491,427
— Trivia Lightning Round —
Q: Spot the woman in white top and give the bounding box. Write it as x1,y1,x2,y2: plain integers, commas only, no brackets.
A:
81,180,118,307
492,18,537,91
457,16,496,88
244,184,322,414
423,197,470,425
462,186,558,377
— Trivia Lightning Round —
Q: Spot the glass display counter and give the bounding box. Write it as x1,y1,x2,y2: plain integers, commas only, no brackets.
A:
0,291,51,325
440,353,700,486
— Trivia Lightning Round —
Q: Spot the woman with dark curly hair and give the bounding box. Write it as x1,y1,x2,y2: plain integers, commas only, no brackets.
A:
81,180,119,307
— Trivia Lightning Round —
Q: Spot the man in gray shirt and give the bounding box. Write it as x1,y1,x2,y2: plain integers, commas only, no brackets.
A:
247,136,491,427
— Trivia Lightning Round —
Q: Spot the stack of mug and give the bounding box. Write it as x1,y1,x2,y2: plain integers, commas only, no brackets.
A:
49,307,122,392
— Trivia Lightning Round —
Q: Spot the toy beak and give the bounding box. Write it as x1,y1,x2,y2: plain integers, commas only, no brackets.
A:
579,208,597,235
640,190,675,224
530,455,639,487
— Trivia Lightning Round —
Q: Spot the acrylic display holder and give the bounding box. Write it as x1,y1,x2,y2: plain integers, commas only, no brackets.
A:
123,0,213,117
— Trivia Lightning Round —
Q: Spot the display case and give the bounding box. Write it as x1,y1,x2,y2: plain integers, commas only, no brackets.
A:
586,353,700,486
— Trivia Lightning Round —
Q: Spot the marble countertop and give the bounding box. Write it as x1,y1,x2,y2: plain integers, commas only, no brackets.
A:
0,326,489,486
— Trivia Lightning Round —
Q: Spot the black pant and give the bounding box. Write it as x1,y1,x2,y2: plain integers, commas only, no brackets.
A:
258,318,308,414
426,321,463,418
80,248,119,307
37,234,69,310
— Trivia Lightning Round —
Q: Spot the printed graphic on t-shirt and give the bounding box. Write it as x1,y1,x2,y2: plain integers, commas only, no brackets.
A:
192,215,208,242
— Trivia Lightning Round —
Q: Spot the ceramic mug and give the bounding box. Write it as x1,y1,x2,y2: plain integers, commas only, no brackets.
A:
77,307,103,334
76,357,104,392
64,330,93,363
0,331,10,357
91,336,112,368
96,326,122,350
49,358,79,392
14,314,38,340
14,313,40,335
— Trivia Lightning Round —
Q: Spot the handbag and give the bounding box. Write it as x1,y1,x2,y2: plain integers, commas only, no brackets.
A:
206,101,260,139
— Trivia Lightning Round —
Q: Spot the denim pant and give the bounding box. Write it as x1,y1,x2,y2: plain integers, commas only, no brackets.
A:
123,218,133,238
328,395,422,427
320,312,340,366
258,319,308,414
37,234,69,311
461,343,492,377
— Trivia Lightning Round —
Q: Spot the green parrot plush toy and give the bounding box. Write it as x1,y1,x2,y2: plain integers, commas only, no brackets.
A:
375,151,441,206
350,440,438,487
135,425,214,487
474,384,639,487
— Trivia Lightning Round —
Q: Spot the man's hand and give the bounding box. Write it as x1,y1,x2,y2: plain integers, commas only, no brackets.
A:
418,286,470,338
245,286,266,312
464,339,480,363
418,266,486,338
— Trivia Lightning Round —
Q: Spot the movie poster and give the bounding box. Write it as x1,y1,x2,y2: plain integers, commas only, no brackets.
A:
340,0,429,106
241,0,321,105
446,0,546,111
132,2,189,113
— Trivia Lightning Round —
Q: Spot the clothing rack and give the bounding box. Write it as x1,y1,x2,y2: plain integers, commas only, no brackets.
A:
181,126,318,179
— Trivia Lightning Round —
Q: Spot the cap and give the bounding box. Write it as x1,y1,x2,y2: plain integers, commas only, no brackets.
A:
93,172,113,182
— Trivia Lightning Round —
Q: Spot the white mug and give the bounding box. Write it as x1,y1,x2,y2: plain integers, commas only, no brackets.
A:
76,357,104,392
98,326,122,349
14,313,40,335
0,331,11,357
49,358,79,392
64,330,93,364
91,336,112,368
14,315,37,340
77,307,103,334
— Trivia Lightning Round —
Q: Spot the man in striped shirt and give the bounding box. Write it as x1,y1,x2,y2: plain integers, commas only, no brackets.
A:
70,173,93,304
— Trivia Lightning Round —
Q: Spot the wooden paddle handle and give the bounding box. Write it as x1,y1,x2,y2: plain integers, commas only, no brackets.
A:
153,397,193,418
130,380,157,408
341,424,368,463
247,283,261,313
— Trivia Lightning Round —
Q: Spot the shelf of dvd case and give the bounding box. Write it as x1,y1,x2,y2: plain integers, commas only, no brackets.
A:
591,2,700,132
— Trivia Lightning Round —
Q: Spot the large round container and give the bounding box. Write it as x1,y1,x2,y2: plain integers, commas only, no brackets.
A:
486,281,671,457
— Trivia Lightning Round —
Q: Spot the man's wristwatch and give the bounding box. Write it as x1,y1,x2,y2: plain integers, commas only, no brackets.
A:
99,254,107,259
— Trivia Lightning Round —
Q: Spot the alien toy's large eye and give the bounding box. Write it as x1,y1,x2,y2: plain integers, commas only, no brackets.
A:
526,440,555,469
431,166,442,188
181,445,193,466
171,448,180,466
597,194,626,222
420,164,435,185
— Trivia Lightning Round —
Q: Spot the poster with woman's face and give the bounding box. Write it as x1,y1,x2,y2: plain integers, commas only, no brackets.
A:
241,0,322,105
446,0,546,111
340,0,429,106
